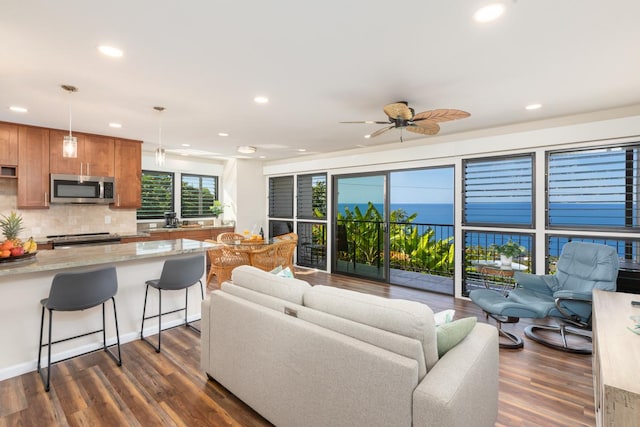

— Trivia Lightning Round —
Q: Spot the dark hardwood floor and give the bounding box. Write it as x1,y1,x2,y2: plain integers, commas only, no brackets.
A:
0,269,595,426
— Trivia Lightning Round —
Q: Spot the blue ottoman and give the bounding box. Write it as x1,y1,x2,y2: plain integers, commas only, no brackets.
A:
469,289,544,349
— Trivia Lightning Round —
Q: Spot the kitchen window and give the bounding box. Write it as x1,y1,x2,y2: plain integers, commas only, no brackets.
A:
181,174,218,218
138,170,174,220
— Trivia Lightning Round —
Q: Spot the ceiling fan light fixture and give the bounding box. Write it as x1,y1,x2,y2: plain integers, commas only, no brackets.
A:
237,145,256,154
473,3,505,23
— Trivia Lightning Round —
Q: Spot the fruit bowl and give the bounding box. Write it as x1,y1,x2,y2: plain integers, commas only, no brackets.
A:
0,251,37,264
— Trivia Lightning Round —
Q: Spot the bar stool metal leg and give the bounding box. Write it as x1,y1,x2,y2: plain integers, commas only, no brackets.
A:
141,284,162,353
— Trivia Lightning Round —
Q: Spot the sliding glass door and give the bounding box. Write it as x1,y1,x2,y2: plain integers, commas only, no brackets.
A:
333,173,388,281
333,167,455,294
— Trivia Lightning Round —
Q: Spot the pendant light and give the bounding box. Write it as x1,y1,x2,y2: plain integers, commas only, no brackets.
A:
61,85,78,158
154,106,166,166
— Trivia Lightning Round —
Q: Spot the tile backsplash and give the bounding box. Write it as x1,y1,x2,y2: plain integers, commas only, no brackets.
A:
0,179,137,239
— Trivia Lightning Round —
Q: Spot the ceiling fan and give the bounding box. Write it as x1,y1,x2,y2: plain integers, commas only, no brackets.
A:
342,101,470,141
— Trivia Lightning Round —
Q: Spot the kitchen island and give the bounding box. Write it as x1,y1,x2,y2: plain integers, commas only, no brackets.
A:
0,239,216,381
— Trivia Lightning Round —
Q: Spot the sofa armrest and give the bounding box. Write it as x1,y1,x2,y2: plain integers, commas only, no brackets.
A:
413,323,498,427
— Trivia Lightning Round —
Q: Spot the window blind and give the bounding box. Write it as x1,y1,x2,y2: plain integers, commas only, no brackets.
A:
463,155,534,226
137,170,174,220
297,173,327,219
269,176,294,218
181,174,218,218
547,144,640,229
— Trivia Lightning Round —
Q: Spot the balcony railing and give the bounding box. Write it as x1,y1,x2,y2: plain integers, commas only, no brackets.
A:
336,219,455,278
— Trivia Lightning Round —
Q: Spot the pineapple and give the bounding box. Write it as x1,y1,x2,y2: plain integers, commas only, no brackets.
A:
1,211,24,243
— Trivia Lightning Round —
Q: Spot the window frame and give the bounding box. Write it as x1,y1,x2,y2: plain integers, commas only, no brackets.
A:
180,173,219,218
137,170,175,220
546,142,640,232
462,154,535,228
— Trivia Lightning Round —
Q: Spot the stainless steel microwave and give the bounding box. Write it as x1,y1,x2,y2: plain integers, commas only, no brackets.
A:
50,174,115,204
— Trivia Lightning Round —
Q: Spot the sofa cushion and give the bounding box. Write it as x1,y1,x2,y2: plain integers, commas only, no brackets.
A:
436,317,477,357
303,285,438,371
231,265,311,305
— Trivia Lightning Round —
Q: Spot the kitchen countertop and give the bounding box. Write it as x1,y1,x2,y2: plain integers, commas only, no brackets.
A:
146,225,232,233
0,238,216,277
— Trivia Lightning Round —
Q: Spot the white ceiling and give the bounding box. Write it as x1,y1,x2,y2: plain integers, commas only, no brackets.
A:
2,1,640,162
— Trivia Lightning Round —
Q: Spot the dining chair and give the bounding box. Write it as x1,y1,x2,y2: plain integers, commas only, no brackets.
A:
205,239,251,286
217,232,247,243
140,254,205,353
249,240,297,275
38,266,122,392
274,232,298,242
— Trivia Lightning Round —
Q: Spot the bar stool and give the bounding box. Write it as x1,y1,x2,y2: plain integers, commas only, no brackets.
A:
37,266,122,392
140,254,205,353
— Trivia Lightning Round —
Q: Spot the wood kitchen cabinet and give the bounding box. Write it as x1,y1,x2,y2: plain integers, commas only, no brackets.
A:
121,227,234,244
112,138,142,209
17,126,50,208
0,122,19,169
49,130,114,176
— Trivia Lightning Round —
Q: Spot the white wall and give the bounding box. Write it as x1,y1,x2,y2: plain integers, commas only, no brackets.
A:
227,159,267,235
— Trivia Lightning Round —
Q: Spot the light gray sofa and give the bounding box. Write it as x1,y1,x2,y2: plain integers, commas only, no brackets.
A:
201,266,498,427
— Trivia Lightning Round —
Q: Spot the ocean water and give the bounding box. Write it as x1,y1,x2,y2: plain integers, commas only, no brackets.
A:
337,202,630,227
337,202,633,257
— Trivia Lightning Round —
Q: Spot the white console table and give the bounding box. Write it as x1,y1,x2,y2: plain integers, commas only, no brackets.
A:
592,289,640,427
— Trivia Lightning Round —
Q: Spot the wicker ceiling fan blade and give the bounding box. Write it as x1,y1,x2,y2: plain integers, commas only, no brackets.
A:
340,120,391,124
383,102,413,120
406,123,440,136
412,119,441,133
369,125,395,138
413,109,470,123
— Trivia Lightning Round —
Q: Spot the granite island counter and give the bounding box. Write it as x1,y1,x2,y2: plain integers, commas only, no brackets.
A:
0,239,216,381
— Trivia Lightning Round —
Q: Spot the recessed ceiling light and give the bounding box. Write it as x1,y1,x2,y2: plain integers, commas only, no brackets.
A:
98,45,123,57
473,3,505,23
259,155,266,159
297,148,307,152
9,106,28,113
525,103,542,110
218,132,229,137
237,145,257,154
108,122,122,128
364,134,371,139
254,96,269,104
181,143,191,147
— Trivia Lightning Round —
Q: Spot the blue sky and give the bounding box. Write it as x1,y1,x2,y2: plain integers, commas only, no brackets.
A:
336,167,454,205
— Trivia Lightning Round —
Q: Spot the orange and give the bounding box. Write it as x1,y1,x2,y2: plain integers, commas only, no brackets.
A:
1,240,13,250
0,249,10,258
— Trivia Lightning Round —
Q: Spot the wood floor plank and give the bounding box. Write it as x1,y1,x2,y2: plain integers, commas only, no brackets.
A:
0,269,595,426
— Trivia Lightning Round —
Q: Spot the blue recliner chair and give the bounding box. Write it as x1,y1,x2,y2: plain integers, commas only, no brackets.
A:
470,241,619,354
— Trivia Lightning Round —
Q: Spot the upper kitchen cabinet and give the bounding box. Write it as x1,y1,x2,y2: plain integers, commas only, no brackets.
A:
49,130,114,176
0,122,19,178
17,126,50,208
112,138,142,209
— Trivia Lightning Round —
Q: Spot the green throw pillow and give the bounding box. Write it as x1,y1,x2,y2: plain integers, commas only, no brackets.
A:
436,317,476,357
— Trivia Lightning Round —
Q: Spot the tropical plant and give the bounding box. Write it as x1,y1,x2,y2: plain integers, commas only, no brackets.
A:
490,240,526,258
337,202,455,277
209,200,226,217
